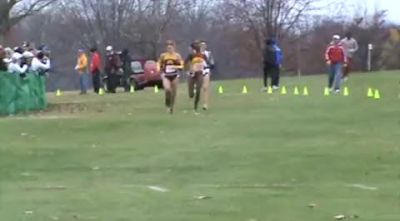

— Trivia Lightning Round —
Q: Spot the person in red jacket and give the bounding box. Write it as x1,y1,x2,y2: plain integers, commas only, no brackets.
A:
325,35,347,94
90,47,102,94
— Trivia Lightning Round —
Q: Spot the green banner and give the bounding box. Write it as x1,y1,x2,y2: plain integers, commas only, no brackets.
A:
0,72,47,115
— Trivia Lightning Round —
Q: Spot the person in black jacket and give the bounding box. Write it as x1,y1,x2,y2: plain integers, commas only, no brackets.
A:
104,46,122,93
120,48,132,92
263,38,283,91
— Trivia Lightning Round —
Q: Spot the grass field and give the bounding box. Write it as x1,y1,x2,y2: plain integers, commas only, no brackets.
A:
1,71,400,221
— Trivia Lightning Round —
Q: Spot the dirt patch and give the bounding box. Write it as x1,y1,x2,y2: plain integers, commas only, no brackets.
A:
47,102,89,113
46,102,106,114
1,102,103,118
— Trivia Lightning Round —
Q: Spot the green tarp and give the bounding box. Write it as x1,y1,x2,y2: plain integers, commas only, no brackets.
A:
0,72,47,115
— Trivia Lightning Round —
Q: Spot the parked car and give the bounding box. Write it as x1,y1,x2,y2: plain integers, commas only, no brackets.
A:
130,59,163,91
102,59,163,92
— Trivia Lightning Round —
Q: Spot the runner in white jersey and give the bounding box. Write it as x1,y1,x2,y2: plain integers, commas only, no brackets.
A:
200,41,215,111
340,32,358,81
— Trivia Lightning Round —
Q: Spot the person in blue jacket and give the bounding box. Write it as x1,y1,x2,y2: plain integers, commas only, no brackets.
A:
262,38,283,91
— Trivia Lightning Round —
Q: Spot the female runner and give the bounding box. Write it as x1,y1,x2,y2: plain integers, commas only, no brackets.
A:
157,40,184,114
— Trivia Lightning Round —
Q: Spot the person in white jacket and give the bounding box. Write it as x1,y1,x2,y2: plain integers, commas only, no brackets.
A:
3,48,14,65
31,52,51,75
7,53,28,75
340,32,359,81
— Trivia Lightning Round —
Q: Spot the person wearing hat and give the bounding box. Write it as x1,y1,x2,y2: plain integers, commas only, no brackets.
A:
7,53,28,76
104,45,122,93
90,47,102,94
14,47,24,55
20,51,34,76
325,35,347,94
4,47,14,63
31,51,51,75
75,49,89,94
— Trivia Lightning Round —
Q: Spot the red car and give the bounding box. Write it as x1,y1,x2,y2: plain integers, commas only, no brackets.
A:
130,59,163,91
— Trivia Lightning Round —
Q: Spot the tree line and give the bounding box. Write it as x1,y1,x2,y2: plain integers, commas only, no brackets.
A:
1,0,399,90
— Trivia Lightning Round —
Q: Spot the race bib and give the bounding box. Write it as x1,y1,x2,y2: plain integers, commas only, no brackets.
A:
165,65,177,74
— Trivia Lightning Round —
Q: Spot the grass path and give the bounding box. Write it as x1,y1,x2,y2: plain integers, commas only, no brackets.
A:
1,71,399,221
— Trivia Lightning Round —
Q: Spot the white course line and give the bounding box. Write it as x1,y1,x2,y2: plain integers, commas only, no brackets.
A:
199,183,293,189
348,184,378,191
147,186,169,193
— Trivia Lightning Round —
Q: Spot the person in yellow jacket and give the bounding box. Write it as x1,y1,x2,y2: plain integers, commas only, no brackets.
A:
75,49,89,94
157,40,184,114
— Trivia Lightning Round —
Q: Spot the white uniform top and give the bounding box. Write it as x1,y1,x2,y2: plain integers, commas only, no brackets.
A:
202,50,215,75
30,57,51,72
8,63,28,74
340,38,359,58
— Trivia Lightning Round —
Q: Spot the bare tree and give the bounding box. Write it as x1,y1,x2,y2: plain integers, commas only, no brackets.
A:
0,0,57,41
133,0,188,57
59,0,139,50
221,0,319,49
7,0,395,90
59,0,187,57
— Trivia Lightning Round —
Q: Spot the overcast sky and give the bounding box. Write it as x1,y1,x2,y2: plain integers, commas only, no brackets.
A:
353,0,400,22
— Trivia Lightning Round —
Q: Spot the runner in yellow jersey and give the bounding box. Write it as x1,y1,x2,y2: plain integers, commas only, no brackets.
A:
158,40,184,114
186,42,208,113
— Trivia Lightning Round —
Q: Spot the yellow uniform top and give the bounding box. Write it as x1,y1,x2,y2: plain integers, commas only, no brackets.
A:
158,52,184,75
187,53,207,73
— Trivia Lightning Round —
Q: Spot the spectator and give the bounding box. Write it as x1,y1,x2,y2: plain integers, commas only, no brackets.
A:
104,46,122,93
38,44,51,59
22,42,30,51
0,45,7,71
22,51,34,68
325,35,347,94
31,51,51,75
14,47,24,55
263,38,283,91
90,47,102,94
8,53,28,75
120,48,132,92
75,49,89,94
340,32,359,81
4,47,14,63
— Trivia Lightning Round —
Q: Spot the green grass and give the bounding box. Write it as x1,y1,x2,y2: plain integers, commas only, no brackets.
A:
1,71,400,221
